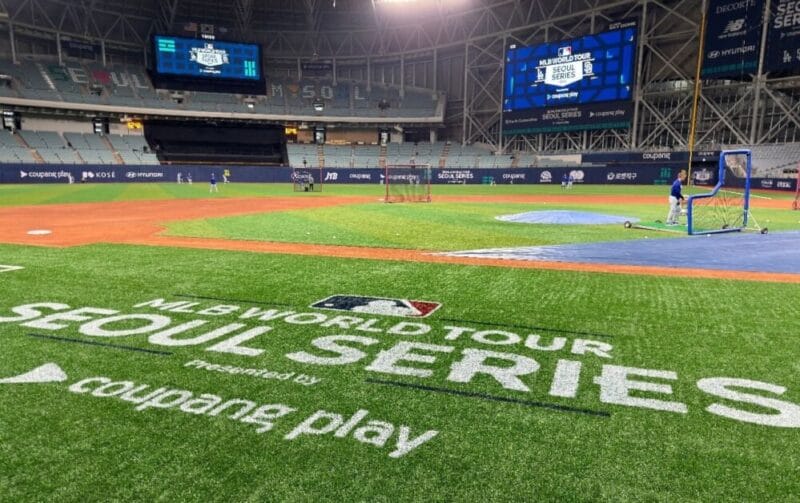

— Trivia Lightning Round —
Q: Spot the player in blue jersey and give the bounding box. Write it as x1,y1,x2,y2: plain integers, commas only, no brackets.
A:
209,172,219,193
666,170,687,225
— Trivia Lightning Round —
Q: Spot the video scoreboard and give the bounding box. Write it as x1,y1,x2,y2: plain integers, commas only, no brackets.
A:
502,20,638,134
153,35,262,81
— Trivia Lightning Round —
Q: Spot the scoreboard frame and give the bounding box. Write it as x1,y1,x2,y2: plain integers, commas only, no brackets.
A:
149,34,266,95
501,19,638,135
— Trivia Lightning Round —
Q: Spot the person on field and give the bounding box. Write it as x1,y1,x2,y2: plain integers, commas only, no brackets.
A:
210,172,219,193
561,173,568,189
177,172,183,184
666,170,687,225
223,168,231,184
567,173,574,189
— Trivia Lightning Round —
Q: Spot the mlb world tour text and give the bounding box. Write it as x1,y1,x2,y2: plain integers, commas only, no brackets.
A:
2,299,799,429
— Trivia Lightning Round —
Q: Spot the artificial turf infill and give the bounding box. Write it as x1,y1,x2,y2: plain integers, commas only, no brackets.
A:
1,242,798,501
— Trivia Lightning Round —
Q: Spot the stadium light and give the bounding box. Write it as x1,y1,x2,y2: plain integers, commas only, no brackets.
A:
372,0,471,19
372,0,470,6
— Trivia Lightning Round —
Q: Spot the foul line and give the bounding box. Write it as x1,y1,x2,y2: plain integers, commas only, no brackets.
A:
438,318,614,339
27,333,173,356
366,378,610,418
174,293,295,307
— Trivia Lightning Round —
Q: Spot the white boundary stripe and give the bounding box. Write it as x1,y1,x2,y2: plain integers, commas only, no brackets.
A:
719,189,772,200
0,265,24,274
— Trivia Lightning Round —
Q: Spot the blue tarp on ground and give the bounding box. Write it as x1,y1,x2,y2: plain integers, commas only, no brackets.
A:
496,210,640,225
441,231,800,274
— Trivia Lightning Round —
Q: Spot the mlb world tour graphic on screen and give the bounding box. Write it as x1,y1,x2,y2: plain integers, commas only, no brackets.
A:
2,298,799,431
502,20,637,134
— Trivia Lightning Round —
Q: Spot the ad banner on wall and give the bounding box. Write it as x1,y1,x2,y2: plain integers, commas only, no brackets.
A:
0,163,794,191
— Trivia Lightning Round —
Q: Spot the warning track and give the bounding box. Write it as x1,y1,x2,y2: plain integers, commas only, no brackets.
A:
1,195,798,284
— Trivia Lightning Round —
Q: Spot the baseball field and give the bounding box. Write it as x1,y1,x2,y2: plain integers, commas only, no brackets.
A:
1,182,799,501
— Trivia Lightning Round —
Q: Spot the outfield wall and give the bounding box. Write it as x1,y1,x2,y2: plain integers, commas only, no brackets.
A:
0,164,795,191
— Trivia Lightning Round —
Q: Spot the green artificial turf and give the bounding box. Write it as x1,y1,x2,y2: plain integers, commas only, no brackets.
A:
0,243,799,501
164,201,670,249
164,199,800,250
2,182,794,208
1,183,800,501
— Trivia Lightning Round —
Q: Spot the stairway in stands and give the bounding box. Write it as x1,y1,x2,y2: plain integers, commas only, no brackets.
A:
316,143,324,168
12,132,42,163
379,143,387,168
102,136,125,164
440,143,450,167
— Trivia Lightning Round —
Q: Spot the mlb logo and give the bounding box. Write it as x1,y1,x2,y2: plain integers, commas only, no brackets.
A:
311,295,442,318
558,46,572,57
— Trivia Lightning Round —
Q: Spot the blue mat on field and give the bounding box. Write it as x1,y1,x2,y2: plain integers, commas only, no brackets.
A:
441,231,800,274
496,210,639,225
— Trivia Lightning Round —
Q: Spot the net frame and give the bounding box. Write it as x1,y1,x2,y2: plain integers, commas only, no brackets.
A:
292,166,323,192
687,149,752,235
384,164,432,203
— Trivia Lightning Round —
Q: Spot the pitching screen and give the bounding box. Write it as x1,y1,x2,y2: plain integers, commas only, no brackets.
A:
153,36,262,81
502,20,637,134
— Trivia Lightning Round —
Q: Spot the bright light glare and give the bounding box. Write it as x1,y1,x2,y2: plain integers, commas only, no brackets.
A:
374,0,470,5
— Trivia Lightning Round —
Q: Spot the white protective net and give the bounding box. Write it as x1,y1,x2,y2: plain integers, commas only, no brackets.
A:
384,165,432,203
688,152,750,234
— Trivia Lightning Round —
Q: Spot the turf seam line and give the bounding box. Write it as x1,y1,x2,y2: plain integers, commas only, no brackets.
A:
365,378,611,418
27,333,173,356
174,293,295,307
438,318,614,338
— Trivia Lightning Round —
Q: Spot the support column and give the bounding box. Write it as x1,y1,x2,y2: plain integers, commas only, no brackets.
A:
631,0,648,149
750,0,772,144
56,33,63,65
101,39,107,67
297,58,302,80
332,57,337,86
9,22,17,64
461,42,469,145
498,35,507,154
399,54,405,98
432,48,437,90
585,15,594,152
366,57,371,92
